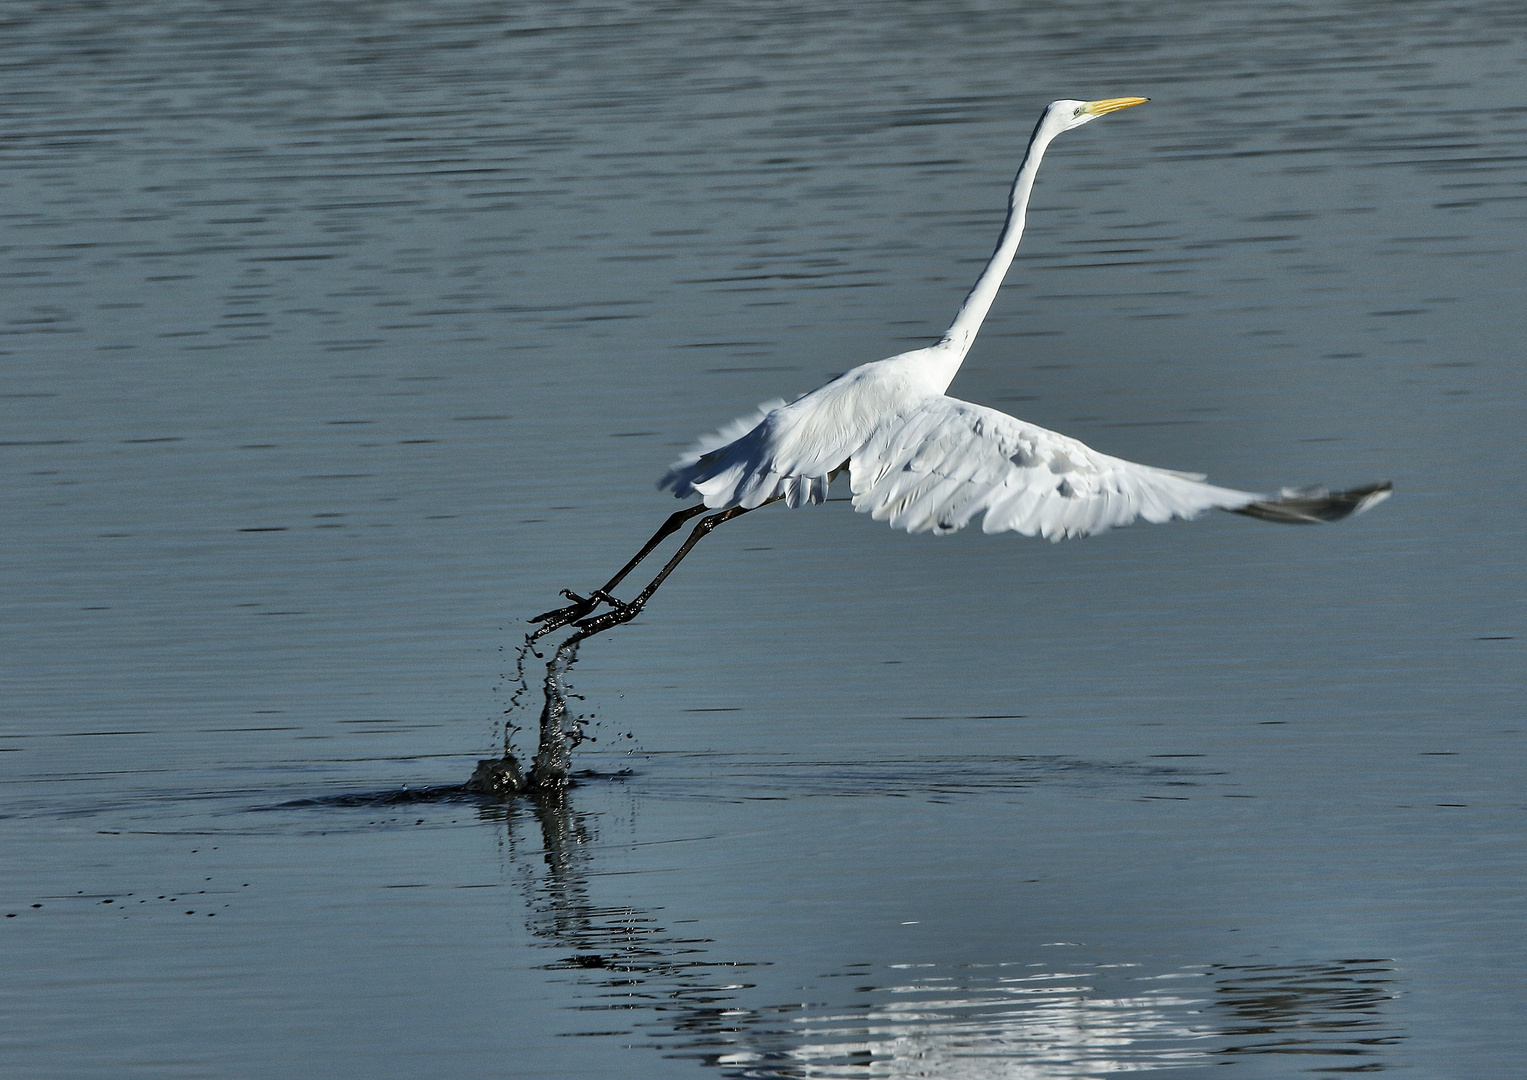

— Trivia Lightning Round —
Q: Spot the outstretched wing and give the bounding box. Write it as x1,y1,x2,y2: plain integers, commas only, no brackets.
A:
849,396,1261,540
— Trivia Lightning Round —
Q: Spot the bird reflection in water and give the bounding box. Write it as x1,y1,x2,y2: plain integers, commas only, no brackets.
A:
1209,959,1404,1065
710,959,1401,1078
487,783,1402,1077
485,784,769,1051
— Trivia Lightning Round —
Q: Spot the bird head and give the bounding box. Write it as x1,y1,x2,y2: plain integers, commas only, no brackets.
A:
1047,96,1149,133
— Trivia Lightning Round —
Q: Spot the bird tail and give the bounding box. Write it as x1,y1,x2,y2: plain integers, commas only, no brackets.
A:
1232,480,1392,524
658,399,787,499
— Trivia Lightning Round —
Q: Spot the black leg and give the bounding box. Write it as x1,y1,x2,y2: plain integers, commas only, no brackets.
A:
596,503,712,595
526,498,773,787
571,502,766,635
530,503,709,638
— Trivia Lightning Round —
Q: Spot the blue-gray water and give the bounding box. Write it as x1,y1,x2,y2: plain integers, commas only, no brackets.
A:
3,2,1524,1076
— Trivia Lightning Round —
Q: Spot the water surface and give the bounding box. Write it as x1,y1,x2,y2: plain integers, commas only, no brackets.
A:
3,2,1525,1076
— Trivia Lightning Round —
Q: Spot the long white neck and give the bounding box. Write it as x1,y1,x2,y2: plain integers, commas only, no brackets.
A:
926,117,1059,392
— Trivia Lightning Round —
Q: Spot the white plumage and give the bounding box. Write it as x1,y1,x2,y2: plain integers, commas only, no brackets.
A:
850,396,1258,539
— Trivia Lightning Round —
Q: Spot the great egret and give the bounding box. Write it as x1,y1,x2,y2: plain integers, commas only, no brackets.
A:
532,96,1389,640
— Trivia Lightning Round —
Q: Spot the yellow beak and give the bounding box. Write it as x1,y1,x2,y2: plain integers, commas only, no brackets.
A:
1082,96,1149,116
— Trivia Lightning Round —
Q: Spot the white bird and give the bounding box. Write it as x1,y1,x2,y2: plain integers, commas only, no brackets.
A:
533,96,1389,640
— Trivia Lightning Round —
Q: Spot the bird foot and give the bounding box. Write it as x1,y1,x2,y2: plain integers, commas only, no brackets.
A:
530,588,637,640
529,589,601,639
573,599,641,634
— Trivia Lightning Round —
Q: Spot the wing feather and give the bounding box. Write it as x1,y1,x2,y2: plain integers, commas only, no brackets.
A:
849,396,1259,540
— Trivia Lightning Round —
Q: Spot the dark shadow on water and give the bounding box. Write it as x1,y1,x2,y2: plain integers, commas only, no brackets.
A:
267,784,485,809
258,768,623,812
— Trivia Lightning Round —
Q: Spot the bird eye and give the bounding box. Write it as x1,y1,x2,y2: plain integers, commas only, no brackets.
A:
1073,105,1088,118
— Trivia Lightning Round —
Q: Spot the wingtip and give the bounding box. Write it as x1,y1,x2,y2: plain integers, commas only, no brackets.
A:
1234,480,1393,525
1347,479,1393,516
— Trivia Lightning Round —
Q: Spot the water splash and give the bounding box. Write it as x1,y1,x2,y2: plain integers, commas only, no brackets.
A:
530,634,585,788
470,628,591,796
503,634,537,756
